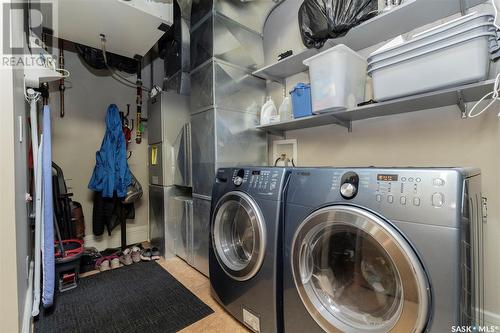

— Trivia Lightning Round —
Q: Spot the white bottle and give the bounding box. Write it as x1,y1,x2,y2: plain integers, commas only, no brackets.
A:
260,96,278,125
278,96,292,122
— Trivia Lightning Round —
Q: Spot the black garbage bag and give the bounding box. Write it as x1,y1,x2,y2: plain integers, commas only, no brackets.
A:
75,44,138,74
299,0,378,49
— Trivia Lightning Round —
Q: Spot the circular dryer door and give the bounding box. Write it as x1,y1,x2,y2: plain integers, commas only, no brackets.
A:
291,205,429,333
212,191,266,281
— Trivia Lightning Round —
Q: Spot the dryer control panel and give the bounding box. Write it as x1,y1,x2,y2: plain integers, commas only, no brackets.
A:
289,167,479,228
216,167,287,199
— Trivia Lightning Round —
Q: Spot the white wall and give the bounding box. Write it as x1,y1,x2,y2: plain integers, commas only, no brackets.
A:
264,0,500,324
49,42,149,250
0,15,21,333
0,1,31,331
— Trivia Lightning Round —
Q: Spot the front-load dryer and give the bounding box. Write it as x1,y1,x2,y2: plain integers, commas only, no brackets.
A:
210,167,290,333
283,168,484,333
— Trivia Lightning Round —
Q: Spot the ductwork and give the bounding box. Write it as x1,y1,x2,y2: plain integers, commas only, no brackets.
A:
161,0,192,95
191,0,283,34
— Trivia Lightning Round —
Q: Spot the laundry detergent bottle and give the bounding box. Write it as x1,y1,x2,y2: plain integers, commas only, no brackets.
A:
260,96,278,125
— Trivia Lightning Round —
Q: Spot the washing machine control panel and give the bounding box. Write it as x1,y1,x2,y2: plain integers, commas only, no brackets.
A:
340,171,359,199
230,168,283,195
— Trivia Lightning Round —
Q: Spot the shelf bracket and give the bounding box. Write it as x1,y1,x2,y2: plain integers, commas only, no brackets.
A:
265,129,285,137
459,0,466,16
457,90,468,119
331,116,352,132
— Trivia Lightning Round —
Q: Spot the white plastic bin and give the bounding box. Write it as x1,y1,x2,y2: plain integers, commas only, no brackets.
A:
368,13,494,64
303,45,367,113
368,22,495,65
368,33,493,101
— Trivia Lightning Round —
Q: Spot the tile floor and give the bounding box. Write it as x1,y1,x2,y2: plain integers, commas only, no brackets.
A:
156,257,250,333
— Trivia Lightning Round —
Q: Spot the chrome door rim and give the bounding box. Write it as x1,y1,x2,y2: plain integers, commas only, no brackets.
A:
212,191,266,281
291,205,429,333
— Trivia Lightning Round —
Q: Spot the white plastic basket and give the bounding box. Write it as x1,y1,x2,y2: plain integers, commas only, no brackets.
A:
303,45,367,113
368,15,495,64
368,33,494,101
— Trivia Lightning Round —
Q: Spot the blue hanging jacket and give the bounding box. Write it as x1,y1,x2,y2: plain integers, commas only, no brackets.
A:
88,104,131,198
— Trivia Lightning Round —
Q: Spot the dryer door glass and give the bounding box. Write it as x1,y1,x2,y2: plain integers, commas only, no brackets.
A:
213,191,266,281
292,205,429,333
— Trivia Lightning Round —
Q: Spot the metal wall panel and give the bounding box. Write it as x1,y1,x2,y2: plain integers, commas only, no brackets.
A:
215,0,280,34
192,196,211,276
190,108,267,196
190,59,266,114
165,70,191,96
191,13,264,70
190,0,282,35
173,124,192,187
190,109,215,196
164,187,192,258
215,108,268,168
149,185,165,256
190,0,212,27
190,60,214,113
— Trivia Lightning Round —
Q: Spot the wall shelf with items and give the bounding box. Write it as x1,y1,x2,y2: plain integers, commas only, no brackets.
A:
252,48,318,82
256,79,495,135
253,0,488,83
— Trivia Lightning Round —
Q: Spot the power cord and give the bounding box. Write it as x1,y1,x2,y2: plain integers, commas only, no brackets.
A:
99,35,151,93
493,0,500,29
468,73,500,118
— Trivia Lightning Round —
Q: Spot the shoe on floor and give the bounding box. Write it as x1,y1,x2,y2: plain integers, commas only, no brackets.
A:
131,246,141,263
151,247,161,261
119,248,133,266
140,248,152,261
96,257,110,272
110,255,120,269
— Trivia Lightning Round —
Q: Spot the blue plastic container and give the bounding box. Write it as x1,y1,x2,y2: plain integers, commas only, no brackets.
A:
290,83,313,118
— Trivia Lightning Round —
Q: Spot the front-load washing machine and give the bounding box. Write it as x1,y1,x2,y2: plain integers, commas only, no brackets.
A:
283,168,484,333
210,167,290,333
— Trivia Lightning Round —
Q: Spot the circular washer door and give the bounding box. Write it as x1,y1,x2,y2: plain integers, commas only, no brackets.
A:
212,191,266,281
291,205,429,333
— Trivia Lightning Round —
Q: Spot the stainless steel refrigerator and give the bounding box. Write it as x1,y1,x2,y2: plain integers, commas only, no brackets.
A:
148,91,193,258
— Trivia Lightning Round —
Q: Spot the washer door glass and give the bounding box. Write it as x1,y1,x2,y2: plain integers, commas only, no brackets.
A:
292,205,429,333
213,191,266,281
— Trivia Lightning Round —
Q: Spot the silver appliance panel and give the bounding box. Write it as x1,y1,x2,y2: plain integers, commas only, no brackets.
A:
148,93,163,144
190,59,265,114
193,195,211,276
149,185,165,256
147,91,191,187
148,143,164,186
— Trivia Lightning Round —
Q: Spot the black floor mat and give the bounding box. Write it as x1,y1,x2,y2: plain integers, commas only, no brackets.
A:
35,261,214,333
